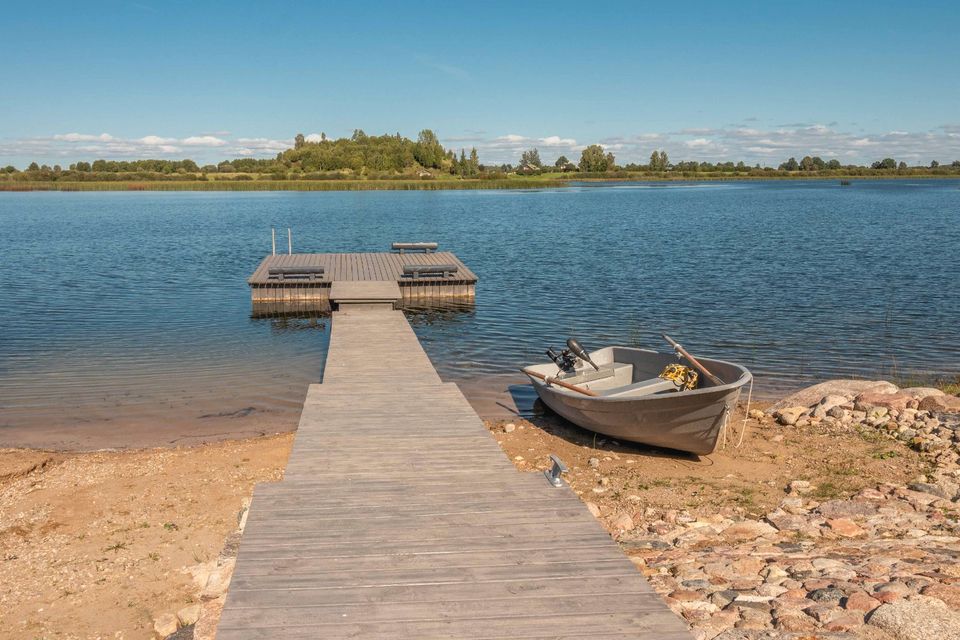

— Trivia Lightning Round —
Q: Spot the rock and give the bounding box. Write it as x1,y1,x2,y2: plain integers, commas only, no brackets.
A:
765,510,808,532
502,422,516,433
787,480,813,495
721,520,777,541
901,387,945,400
612,513,635,531
177,603,202,626
868,595,960,640
767,380,898,414
620,538,671,551
748,409,765,420
153,613,179,638
856,392,915,412
776,406,807,426
585,502,601,518
922,583,960,608
816,499,878,518
813,394,851,418
804,603,845,623
845,591,882,612
809,587,846,603
588,457,600,468
920,394,960,414
710,590,739,609
827,517,867,538
201,559,235,600
773,610,817,632
733,594,774,610
825,612,864,632
907,481,954,500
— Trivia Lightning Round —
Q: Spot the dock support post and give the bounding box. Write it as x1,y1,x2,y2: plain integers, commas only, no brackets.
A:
288,228,292,255
271,228,276,256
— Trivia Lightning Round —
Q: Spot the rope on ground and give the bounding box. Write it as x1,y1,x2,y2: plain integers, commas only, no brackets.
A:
736,376,755,448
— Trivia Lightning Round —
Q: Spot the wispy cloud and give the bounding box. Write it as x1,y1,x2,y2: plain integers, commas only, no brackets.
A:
451,124,960,165
3,125,959,167
414,55,469,80
0,132,290,163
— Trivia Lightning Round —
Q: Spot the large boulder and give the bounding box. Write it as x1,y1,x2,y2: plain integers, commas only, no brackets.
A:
868,595,960,640
854,392,917,412
919,394,960,414
899,387,945,400
767,380,898,414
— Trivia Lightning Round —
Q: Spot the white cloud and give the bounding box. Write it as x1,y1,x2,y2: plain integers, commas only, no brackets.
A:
182,135,227,146
684,138,713,148
497,134,528,143
304,133,324,143
540,135,576,147
53,132,115,142
138,135,177,145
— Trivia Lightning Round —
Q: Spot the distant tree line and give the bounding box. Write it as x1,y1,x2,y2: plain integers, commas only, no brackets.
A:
4,130,960,182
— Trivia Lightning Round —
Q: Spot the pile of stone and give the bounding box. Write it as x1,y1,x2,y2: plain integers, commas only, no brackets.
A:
622,479,960,639
766,380,960,469
608,379,960,639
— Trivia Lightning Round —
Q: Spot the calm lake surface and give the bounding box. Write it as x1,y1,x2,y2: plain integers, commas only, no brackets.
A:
1,180,958,445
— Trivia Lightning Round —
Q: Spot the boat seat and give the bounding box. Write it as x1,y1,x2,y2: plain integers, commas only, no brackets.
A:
600,377,677,398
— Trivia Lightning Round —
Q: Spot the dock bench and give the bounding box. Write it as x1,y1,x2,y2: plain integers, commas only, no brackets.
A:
391,242,438,253
267,265,325,281
402,263,458,279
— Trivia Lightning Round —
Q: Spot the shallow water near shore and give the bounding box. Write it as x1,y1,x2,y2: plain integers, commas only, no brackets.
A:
1,180,958,447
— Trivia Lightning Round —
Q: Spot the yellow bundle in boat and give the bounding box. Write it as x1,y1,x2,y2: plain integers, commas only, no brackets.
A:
659,363,699,390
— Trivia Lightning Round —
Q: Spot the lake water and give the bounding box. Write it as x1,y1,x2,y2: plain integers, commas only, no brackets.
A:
1,180,958,447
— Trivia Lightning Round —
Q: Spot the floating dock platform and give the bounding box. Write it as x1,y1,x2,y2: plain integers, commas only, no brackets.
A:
247,244,477,313
221,253,690,638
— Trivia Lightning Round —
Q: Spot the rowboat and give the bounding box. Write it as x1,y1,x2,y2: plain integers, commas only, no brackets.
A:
522,342,752,455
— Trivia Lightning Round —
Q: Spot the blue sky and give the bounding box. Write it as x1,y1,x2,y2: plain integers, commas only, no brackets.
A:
1,0,958,167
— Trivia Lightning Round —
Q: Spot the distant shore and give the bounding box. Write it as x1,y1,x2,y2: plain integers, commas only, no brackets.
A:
2,174,958,192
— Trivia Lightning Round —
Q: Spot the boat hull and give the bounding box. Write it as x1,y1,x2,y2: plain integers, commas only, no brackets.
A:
526,347,751,455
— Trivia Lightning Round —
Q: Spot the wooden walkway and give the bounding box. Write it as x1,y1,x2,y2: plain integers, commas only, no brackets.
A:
217,284,690,638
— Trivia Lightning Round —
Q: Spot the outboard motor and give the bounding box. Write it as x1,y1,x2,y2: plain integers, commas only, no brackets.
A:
545,338,599,373
566,338,599,371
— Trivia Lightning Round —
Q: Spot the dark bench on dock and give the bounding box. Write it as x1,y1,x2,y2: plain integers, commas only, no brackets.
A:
402,264,458,279
267,266,325,281
391,242,438,253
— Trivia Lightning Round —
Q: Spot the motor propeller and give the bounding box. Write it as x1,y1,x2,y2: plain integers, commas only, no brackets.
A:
566,338,599,370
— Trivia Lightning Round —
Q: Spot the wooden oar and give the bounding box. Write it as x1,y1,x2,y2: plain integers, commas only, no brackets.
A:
661,334,724,386
521,368,599,397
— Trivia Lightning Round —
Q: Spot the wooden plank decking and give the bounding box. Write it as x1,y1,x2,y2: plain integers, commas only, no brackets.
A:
218,283,690,638
247,251,478,285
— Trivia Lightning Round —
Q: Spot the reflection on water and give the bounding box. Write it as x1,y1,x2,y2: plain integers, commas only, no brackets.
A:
1,181,958,445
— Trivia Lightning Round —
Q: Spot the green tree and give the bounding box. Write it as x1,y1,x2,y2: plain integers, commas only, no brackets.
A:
28,162,39,171
468,148,479,175
658,150,668,170
649,150,661,170
871,158,896,169
931,160,940,168
520,148,541,167
579,145,611,172
414,129,444,168
294,133,305,149
778,157,799,171
827,159,841,170
554,155,569,168
898,161,908,170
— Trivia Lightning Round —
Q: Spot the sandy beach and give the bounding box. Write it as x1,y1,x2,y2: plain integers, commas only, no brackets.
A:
4,380,960,639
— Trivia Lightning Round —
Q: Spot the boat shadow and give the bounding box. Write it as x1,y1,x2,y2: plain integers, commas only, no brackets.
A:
506,384,704,463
